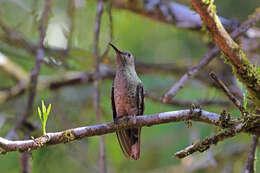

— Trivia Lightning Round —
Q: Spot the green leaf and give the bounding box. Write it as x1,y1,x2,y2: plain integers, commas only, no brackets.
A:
42,100,46,114
38,107,42,121
46,104,52,117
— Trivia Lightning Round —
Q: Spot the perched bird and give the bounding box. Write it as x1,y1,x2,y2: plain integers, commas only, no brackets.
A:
110,43,145,160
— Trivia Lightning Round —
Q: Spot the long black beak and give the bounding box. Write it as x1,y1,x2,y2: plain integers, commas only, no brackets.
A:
109,43,123,55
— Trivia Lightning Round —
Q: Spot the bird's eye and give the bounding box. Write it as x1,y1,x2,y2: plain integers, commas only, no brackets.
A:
127,53,131,57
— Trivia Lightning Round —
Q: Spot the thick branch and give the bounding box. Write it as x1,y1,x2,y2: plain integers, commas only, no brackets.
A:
0,109,232,154
163,7,260,102
191,0,260,104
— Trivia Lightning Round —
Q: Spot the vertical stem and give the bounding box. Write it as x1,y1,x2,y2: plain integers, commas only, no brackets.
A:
18,0,54,173
93,1,106,173
20,134,31,173
244,135,259,173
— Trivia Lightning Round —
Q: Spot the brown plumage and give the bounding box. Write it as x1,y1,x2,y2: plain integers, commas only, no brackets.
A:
110,43,144,160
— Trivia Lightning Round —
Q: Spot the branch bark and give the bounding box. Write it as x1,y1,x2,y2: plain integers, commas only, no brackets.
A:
0,109,235,154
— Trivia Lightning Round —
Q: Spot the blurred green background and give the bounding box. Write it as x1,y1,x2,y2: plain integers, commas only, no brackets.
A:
0,0,260,172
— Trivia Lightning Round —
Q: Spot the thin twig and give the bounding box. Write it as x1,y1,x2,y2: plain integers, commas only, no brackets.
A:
93,0,106,173
244,135,259,173
162,7,260,103
209,72,245,113
0,109,240,154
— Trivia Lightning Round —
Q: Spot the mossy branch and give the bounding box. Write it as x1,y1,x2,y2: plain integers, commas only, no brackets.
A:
191,0,260,105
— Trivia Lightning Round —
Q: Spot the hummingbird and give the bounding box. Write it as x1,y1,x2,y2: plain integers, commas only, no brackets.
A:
110,43,145,160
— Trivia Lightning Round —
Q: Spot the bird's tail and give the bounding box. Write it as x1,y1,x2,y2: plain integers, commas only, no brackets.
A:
116,128,141,160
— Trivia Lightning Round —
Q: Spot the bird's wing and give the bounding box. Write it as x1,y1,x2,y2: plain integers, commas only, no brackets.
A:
111,85,117,121
136,83,145,115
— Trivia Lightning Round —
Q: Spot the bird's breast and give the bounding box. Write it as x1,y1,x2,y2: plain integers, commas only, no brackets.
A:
114,72,139,116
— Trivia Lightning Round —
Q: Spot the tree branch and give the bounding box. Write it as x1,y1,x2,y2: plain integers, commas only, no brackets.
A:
0,109,238,154
244,135,259,173
209,72,244,113
191,0,260,104
93,1,107,172
162,7,260,102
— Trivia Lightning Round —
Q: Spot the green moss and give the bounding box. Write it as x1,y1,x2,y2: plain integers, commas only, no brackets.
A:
221,50,260,105
64,130,76,142
202,0,213,5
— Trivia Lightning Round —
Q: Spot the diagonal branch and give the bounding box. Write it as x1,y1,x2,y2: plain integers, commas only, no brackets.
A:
162,7,260,103
209,72,245,113
191,0,260,104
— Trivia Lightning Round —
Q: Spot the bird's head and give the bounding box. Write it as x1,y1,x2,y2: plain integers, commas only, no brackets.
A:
109,43,135,68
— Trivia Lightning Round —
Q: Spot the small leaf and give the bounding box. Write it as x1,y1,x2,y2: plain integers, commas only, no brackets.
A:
42,100,46,114
38,107,42,121
46,104,52,117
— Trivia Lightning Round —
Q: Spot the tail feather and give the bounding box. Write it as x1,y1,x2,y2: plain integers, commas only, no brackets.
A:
116,128,141,160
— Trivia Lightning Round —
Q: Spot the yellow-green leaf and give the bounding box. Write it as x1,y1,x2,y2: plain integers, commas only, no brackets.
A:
38,107,42,121
42,100,46,114
47,104,52,117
